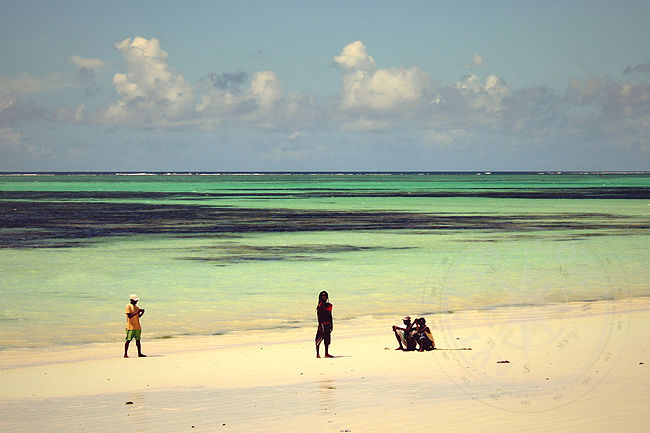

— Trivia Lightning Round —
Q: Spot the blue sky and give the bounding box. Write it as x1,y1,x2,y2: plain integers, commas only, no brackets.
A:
1,1,650,172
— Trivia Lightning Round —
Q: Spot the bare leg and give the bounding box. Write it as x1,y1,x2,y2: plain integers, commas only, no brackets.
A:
393,326,404,350
136,340,146,357
124,340,130,358
324,342,332,358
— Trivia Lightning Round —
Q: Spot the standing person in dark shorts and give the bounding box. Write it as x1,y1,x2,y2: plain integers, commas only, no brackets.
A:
315,291,333,358
124,294,147,358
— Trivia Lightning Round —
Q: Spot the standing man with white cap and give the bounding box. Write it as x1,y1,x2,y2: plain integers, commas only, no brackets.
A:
124,294,146,358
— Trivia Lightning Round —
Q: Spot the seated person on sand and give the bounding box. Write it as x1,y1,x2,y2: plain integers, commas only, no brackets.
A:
392,316,417,351
415,317,435,352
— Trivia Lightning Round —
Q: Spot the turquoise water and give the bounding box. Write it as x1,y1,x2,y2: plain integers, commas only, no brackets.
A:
1,172,649,349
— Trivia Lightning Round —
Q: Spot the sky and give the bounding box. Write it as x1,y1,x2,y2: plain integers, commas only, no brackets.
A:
1,0,650,172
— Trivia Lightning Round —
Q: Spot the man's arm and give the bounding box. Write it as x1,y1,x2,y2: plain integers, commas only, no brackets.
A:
330,306,333,331
126,305,140,318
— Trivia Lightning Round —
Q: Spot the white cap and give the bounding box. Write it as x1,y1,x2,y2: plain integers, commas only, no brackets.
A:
129,294,139,301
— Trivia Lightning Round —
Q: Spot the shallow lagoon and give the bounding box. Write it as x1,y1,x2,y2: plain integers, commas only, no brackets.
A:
1,172,648,349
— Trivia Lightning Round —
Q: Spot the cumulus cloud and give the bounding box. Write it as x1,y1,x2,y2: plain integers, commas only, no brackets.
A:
196,69,291,128
566,75,650,147
334,41,434,116
0,73,52,94
333,41,377,72
449,74,509,112
0,92,45,125
4,35,643,156
100,37,316,130
329,41,586,147
248,70,283,109
472,53,486,67
94,37,524,139
568,75,650,116
497,86,567,136
104,37,196,126
70,55,105,71
414,74,512,140
330,42,538,143
463,52,487,68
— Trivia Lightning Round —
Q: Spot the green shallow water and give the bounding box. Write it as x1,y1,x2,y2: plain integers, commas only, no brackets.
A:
0,172,648,349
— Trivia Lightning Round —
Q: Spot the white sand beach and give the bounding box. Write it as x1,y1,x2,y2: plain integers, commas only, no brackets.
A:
1,298,649,432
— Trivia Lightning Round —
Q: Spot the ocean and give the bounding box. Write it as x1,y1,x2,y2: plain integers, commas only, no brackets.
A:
1,172,649,350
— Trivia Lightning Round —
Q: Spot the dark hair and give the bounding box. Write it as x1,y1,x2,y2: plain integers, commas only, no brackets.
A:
317,291,329,311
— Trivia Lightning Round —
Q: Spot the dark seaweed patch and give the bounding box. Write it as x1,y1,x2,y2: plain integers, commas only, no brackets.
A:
179,244,401,265
1,191,649,248
1,186,650,200
187,255,324,265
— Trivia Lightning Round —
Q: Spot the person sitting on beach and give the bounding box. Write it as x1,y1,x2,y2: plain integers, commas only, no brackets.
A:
315,290,334,358
415,317,435,352
392,316,417,351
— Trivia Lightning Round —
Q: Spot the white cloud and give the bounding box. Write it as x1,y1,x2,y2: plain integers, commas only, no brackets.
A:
463,52,486,68
565,75,650,147
0,127,25,145
450,74,509,112
0,73,53,94
70,55,105,71
247,70,283,109
102,37,305,130
5,35,645,158
333,41,377,72
0,92,44,125
472,53,486,67
93,37,531,141
568,75,650,116
195,69,288,128
104,37,195,126
334,41,434,115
